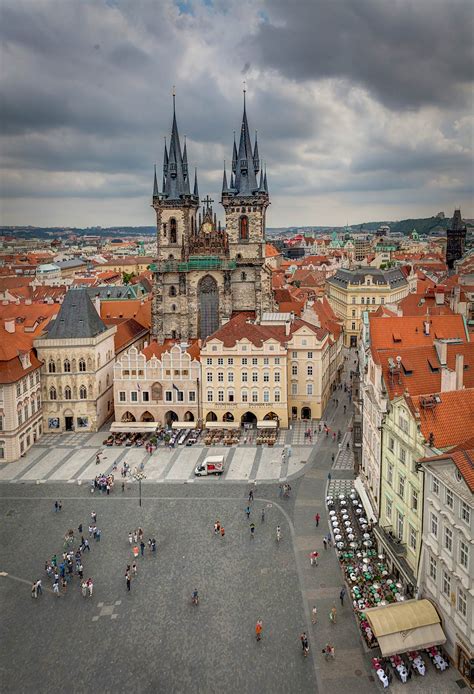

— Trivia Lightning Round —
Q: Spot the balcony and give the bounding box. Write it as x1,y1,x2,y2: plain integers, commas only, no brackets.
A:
374,525,407,557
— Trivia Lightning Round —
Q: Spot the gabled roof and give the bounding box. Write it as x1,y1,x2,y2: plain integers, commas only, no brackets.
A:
369,314,468,350
46,289,108,339
104,318,149,353
407,388,474,451
141,339,201,362
421,444,474,494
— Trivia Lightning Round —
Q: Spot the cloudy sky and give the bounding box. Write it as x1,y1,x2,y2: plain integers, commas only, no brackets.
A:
1,0,473,228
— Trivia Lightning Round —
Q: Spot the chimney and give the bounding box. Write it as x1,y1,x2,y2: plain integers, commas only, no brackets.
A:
434,339,447,366
4,318,15,333
455,353,464,390
423,320,430,336
435,291,444,306
94,295,101,316
285,320,291,336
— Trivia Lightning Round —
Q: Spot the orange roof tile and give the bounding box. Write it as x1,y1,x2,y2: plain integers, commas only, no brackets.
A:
104,318,149,353
369,314,467,350
408,388,474,450
421,445,474,493
141,339,201,362
265,243,280,258
100,299,152,329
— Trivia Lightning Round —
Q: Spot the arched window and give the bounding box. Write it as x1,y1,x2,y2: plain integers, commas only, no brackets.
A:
80,385,87,399
48,360,56,373
170,218,177,244
106,374,110,386
79,358,86,372
63,359,70,372
171,304,176,312
50,386,57,400
64,386,72,400
239,215,249,241
169,285,177,297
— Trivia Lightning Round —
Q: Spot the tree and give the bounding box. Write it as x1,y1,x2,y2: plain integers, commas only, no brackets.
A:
122,271,136,285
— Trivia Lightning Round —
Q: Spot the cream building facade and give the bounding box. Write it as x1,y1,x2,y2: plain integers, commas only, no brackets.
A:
113,342,201,427
327,267,410,347
35,290,116,433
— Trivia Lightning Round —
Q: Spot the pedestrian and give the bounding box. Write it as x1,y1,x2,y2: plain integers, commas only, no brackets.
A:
301,632,309,656
121,481,125,493
255,619,263,641
315,513,320,527
128,532,133,545
126,572,131,591
133,530,138,543
327,534,332,548
95,529,101,542
245,506,251,519
87,579,94,597
31,582,37,599
91,511,97,523
311,606,317,624
323,537,327,550
261,508,265,522
248,489,254,503
81,581,88,598
329,606,337,624
250,523,255,538
220,526,225,538
54,501,59,513
278,484,283,498
339,587,346,606
36,579,42,596
132,562,137,576
138,528,144,541
58,500,62,511
53,582,60,597
151,538,156,552
327,472,332,481
88,524,93,536
78,564,83,579
214,520,220,534
140,541,145,556
78,523,83,534
84,539,90,552
310,551,319,566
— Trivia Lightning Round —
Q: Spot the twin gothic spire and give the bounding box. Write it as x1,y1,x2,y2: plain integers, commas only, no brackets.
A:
153,91,268,201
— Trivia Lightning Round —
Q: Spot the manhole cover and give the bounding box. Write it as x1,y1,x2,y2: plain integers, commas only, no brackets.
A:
354,670,362,676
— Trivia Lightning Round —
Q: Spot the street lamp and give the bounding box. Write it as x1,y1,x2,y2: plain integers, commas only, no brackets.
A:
133,471,147,507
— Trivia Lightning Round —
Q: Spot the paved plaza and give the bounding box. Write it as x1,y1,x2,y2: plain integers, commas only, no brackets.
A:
0,353,464,693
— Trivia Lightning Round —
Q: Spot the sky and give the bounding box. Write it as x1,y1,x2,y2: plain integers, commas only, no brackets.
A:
0,0,473,228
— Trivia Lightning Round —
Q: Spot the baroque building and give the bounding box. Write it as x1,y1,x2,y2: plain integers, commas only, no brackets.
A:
151,94,273,343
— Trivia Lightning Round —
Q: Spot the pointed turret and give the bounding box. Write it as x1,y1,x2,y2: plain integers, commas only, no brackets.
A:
263,164,268,194
162,93,190,199
233,90,259,195
232,132,237,173
193,168,199,198
182,137,188,180
222,162,229,194
230,172,235,191
257,168,265,193
253,131,259,173
153,164,159,198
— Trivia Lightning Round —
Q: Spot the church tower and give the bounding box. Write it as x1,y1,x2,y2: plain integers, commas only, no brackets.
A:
221,91,273,317
151,96,200,342
446,208,467,270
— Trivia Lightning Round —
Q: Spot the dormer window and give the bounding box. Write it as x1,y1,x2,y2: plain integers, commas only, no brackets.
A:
169,161,177,178
240,159,248,173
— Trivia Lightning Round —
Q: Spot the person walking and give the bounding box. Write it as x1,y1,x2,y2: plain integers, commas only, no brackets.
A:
128,532,133,545
248,489,254,503
214,520,220,534
220,526,225,538
54,501,59,513
310,551,319,566
78,563,84,580
81,581,88,598
133,530,138,544
140,541,145,557
245,506,251,519
78,523,83,534
31,582,38,599
58,501,62,512
276,525,281,542
315,513,320,527
95,528,101,542
261,508,265,522
91,511,97,524
323,537,328,551
121,481,125,493
87,579,94,597
250,523,255,538
327,472,332,482
311,606,318,624
84,539,90,552
132,562,137,577
151,538,156,553
339,587,346,606
300,632,309,656
53,582,60,597
255,619,263,641
126,572,131,591
329,606,337,624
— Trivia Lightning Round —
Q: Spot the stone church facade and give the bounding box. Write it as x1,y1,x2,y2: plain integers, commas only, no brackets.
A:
151,95,273,343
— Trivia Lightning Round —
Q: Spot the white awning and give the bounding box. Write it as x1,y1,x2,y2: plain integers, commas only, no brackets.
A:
110,422,158,434
364,599,446,657
257,420,278,429
171,421,196,430
205,421,240,429
354,476,378,522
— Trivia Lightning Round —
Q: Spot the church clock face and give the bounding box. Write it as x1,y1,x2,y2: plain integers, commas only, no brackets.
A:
202,221,212,235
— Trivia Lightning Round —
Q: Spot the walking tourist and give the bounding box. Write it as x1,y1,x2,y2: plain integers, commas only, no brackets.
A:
311,606,318,624
255,619,263,641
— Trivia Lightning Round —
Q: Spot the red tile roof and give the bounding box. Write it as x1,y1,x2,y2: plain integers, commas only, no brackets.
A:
104,318,149,353
369,314,467,350
100,299,152,329
421,444,474,493
408,388,474,451
265,243,280,258
398,293,454,316
141,339,201,362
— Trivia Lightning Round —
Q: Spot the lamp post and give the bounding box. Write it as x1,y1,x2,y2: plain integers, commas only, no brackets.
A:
133,471,147,507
